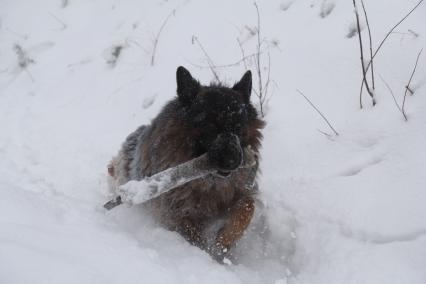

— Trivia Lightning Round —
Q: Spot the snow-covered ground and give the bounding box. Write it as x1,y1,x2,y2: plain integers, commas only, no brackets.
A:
1,0,426,283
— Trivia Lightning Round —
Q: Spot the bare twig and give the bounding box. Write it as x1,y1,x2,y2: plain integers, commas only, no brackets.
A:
151,9,175,66
262,52,271,106
352,0,375,108
192,36,220,82
379,75,405,120
317,129,334,139
297,89,339,136
254,2,265,116
6,28,28,40
360,0,374,90
408,29,419,38
405,48,423,96
188,51,259,69
237,38,249,70
402,48,423,120
48,12,67,30
363,0,424,78
24,68,35,82
236,37,260,98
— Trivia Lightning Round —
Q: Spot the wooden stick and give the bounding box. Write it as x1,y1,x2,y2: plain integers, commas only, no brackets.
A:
104,148,258,210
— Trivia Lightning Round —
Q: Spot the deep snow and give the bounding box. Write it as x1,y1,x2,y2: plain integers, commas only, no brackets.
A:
1,0,426,283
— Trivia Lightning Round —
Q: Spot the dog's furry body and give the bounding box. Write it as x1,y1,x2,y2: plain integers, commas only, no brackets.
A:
108,67,264,261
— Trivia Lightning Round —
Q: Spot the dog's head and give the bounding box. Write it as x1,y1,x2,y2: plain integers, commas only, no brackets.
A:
176,66,261,175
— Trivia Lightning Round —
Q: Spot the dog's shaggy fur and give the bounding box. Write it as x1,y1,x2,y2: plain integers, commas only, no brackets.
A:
108,66,264,261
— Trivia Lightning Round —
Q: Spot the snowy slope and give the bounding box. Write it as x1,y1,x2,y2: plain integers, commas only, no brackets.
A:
1,0,426,283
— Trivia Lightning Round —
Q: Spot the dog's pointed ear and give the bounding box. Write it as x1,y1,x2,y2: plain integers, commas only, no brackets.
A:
232,70,252,103
176,66,200,104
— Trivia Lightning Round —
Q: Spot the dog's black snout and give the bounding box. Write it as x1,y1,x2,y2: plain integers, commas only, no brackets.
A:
207,133,243,172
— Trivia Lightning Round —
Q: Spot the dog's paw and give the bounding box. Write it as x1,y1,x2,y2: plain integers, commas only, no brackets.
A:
207,241,232,264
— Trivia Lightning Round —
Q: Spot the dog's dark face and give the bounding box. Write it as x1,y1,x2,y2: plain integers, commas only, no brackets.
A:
176,66,258,174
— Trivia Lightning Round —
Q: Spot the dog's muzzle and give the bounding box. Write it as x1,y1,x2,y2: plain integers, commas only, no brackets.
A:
207,133,243,176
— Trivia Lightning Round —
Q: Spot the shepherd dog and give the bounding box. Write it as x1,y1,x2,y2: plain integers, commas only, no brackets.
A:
108,66,264,262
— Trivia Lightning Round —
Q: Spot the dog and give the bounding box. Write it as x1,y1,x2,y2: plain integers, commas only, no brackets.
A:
108,66,264,261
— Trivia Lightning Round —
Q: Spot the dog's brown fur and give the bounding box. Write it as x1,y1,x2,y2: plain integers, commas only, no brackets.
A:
108,67,264,261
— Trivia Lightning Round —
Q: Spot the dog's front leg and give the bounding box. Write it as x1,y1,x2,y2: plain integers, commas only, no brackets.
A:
176,217,205,248
211,195,255,261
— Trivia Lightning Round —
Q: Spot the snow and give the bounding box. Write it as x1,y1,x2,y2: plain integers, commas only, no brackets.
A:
1,0,426,283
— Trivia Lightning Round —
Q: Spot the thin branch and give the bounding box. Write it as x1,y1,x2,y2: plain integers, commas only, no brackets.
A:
297,89,339,136
24,68,35,82
237,38,249,70
262,51,271,106
192,36,220,82
48,12,67,30
379,75,405,120
360,0,374,90
188,51,259,69
405,48,423,96
317,129,334,140
254,2,265,116
364,0,424,76
236,38,268,102
408,29,419,38
352,0,375,108
402,48,423,120
151,9,175,66
5,28,28,40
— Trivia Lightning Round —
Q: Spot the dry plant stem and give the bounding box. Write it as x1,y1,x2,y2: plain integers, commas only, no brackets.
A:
379,75,405,120
263,52,271,106
297,89,339,136
151,9,175,66
49,12,67,30
360,0,374,90
406,86,414,95
24,68,35,82
254,2,263,115
189,51,259,69
352,0,375,108
237,38,249,70
402,48,423,120
408,29,419,38
317,129,333,138
236,38,260,98
363,0,424,78
193,36,220,82
254,2,265,117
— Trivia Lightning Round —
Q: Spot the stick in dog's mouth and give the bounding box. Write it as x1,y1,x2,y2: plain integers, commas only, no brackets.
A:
103,147,258,210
